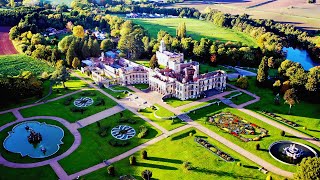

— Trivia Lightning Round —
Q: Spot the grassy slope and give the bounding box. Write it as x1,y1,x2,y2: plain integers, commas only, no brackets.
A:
0,165,57,180
182,99,219,113
85,128,282,180
140,105,186,131
0,54,54,76
224,92,255,105
20,89,117,123
59,110,161,175
0,112,16,127
132,18,257,47
164,97,199,108
188,104,320,172
0,119,74,163
238,77,320,138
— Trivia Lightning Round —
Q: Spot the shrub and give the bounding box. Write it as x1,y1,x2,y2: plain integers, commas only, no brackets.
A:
141,150,148,159
237,162,242,166
256,143,260,150
182,161,192,170
303,126,307,130
94,97,105,106
138,125,148,138
266,175,272,180
280,130,285,136
116,95,121,99
128,119,136,124
109,139,130,147
235,77,249,89
141,169,152,180
129,155,136,165
107,165,115,176
253,136,261,141
189,132,193,136
63,97,74,106
70,107,87,114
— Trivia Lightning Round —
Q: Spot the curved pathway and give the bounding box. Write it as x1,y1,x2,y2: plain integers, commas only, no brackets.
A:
0,116,81,169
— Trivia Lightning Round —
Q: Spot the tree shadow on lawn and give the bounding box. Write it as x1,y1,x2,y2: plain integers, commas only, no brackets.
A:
243,165,259,169
136,162,178,170
192,167,259,179
309,129,320,132
148,157,182,164
171,129,196,141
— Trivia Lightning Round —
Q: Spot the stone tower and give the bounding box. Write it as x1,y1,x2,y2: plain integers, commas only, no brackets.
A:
159,39,166,53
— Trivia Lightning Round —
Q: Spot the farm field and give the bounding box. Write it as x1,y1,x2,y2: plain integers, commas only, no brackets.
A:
0,54,54,76
167,0,320,30
0,26,17,55
131,18,257,46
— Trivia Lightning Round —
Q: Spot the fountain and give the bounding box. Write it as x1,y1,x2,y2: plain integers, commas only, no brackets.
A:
27,130,42,145
269,141,318,165
283,144,303,159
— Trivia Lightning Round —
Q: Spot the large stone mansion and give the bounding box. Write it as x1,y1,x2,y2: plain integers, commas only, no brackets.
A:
81,40,227,100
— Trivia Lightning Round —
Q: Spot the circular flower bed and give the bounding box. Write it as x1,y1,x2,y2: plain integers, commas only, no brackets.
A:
111,125,136,140
73,97,94,107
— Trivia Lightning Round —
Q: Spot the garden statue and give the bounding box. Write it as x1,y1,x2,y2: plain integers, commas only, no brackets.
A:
27,130,42,145
274,93,280,105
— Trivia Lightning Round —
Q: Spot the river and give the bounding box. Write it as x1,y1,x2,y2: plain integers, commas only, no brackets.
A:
283,47,320,70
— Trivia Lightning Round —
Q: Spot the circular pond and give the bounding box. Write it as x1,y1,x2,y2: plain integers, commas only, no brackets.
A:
74,97,94,107
111,125,136,140
269,141,318,165
3,121,64,158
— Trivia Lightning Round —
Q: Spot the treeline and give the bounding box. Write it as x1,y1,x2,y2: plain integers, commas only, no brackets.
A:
0,6,44,26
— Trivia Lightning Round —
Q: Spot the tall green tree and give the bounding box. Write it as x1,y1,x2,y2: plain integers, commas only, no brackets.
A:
294,157,320,180
91,39,101,57
305,66,320,92
66,41,76,66
72,57,80,69
257,56,269,83
283,88,298,114
100,38,113,51
176,22,186,39
149,54,159,69
51,60,69,88
82,40,90,58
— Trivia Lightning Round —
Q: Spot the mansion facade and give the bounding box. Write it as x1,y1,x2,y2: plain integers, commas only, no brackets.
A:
81,41,227,100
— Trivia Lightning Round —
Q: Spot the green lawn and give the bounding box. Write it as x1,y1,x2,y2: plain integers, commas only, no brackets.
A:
188,104,320,172
224,92,255,105
0,165,57,180
133,84,149,90
132,18,257,46
134,59,166,69
59,110,161,175
182,99,219,113
85,128,282,180
103,85,133,99
154,104,175,118
0,119,74,163
0,112,16,127
0,54,54,76
236,77,320,138
20,89,117,123
140,105,186,131
164,97,200,108
199,64,236,74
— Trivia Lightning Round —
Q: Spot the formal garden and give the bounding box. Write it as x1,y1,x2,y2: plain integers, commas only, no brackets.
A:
139,104,186,131
84,128,282,180
58,110,161,175
187,103,320,172
20,89,117,123
103,85,133,99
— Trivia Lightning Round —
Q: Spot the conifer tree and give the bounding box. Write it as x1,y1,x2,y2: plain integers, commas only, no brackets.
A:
66,41,76,66
91,39,101,57
82,40,90,58
257,56,269,83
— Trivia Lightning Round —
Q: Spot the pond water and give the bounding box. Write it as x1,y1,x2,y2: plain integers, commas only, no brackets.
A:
283,47,320,70
3,121,64,158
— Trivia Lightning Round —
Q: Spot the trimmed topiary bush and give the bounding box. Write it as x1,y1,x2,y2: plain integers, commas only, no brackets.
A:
280,130,285,136
141,169,152,180
107,165,115,176
256,143,260,150
109,139,130,147
182,161,192,170
266,175,272,180
138,125,148,138
141,150,148,159
129,155,137,165
70,107,87,114
94,97,105,106
237,162,242,167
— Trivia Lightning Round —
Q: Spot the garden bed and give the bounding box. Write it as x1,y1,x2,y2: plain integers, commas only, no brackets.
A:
261,111,300,127
195,137,234,162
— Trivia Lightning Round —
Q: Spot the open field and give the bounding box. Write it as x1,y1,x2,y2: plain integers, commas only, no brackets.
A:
0,165,57,180
0,26,17,55
59,110,161,175
0,54,54,76
0,119,74,163
131,18,257,46
85,128,282,180
188,104,320,172
167,0,320,30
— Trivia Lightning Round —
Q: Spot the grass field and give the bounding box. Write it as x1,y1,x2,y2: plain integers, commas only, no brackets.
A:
224,91,255,105
188,103,320,172
0,112,16,127
85,128,282,180
0,119,74,163
131,18,257,46
237,77,320,138
20,89,117,123
0,54,54,76
140,104,186,131
133,59,166,69
0,165,57,180
182,99,219,113
199,64,236,74
164,97,201,108
133,84,149,90
59,110,161,175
